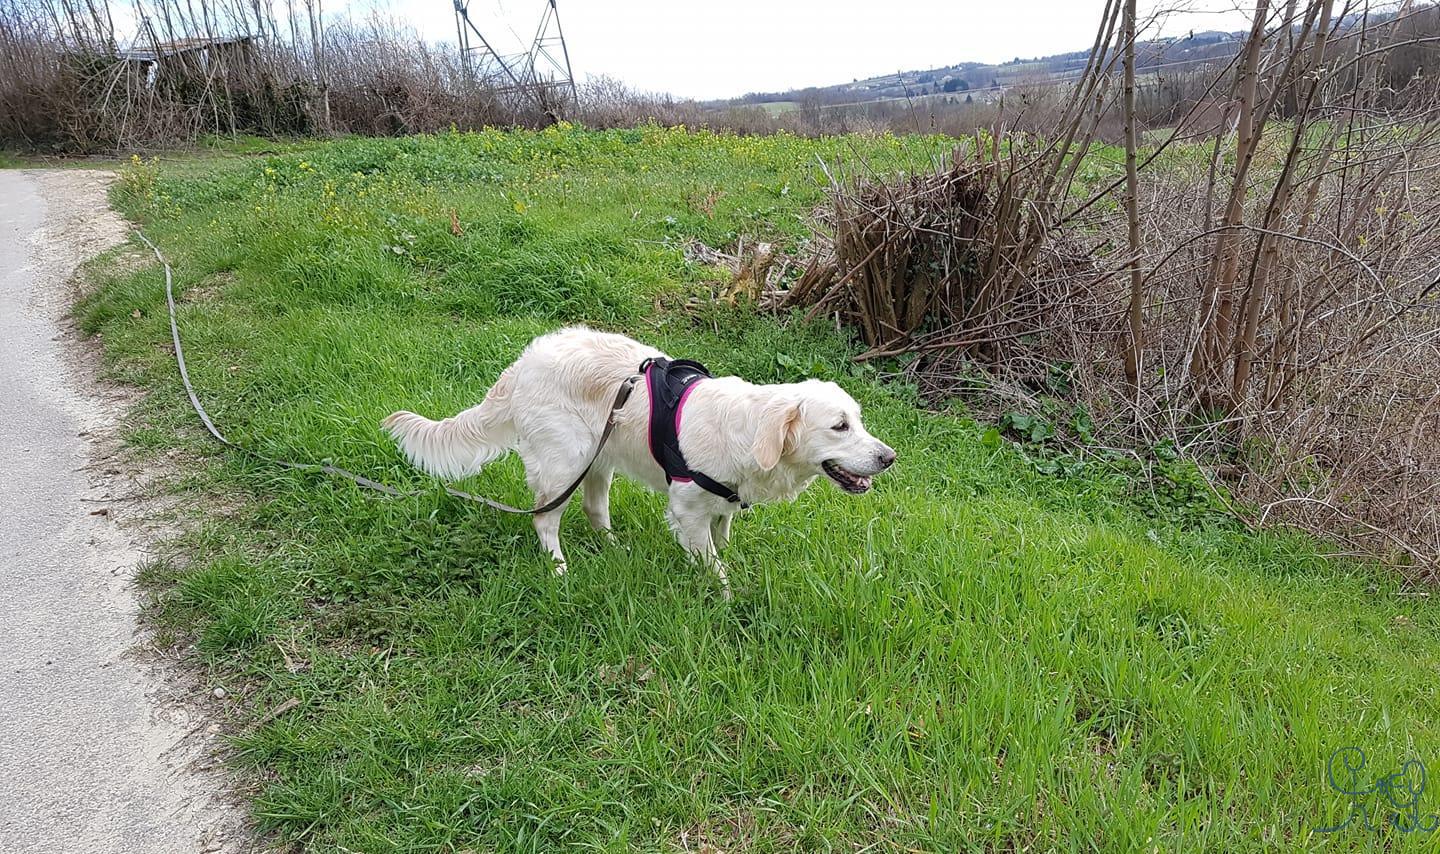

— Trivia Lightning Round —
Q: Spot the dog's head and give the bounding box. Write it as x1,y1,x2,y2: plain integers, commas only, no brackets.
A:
751,380,896,493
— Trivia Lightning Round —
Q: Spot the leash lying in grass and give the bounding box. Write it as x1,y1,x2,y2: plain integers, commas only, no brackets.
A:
137,229,636,516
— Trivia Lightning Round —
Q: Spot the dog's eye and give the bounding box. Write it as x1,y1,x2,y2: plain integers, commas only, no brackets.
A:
832,420,850,432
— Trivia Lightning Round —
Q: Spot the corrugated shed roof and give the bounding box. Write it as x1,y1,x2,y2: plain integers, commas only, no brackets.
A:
119,35,256,62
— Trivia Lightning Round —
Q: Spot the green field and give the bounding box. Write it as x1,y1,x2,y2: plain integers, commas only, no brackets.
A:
81,125,1440,851
754,101,799,116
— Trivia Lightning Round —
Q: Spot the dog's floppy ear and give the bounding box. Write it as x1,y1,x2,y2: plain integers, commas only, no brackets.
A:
752,396,801,471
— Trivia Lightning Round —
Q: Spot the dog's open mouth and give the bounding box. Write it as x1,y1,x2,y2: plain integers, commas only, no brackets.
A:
822,459,873,494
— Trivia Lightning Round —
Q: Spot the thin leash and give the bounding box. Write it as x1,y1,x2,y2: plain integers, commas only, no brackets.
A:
136,230,637,516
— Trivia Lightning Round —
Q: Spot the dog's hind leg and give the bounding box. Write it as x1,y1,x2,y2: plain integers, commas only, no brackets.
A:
519,433,587,575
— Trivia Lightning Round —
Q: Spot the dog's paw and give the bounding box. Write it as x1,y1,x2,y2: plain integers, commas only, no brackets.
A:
552,559,568,577
715,565,733,601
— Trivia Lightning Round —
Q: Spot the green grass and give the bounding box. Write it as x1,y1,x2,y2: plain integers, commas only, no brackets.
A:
755,101,799,116
81,125,1440,852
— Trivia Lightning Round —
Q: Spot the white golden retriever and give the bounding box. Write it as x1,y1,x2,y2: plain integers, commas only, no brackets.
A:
382,326,895,592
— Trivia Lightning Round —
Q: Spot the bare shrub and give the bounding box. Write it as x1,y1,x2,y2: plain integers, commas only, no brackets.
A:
777,0,1440,576
0,0,544,150
0,0,1136,151
571,75,708,129
4,0,1238,151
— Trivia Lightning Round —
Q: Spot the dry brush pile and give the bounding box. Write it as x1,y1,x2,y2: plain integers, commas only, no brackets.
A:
774,0,1440,578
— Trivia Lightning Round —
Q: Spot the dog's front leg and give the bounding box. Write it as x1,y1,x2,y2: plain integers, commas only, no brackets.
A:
582,467,616,544
666,495,730,599
532,508,568,575
711,513,734,551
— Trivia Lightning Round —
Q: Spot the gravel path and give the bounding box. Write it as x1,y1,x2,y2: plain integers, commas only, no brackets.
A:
0,170,247,854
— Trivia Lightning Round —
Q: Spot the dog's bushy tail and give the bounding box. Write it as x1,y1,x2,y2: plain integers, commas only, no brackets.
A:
382,367,518,480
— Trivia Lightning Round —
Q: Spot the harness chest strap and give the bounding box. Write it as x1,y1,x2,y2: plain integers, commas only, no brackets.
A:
641,357,748,508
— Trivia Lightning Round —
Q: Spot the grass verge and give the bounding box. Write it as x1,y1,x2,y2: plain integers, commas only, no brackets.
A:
81,125,1440,852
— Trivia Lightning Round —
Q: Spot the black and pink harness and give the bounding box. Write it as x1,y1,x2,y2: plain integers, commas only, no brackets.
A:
640,357,746,507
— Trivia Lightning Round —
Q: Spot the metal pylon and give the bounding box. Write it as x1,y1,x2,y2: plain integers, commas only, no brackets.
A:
453,0,578,109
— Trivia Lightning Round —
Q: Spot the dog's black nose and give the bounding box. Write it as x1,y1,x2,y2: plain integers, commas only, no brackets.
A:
876,447,897,469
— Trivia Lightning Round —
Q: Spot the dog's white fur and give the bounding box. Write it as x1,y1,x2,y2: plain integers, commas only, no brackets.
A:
382,326,894,594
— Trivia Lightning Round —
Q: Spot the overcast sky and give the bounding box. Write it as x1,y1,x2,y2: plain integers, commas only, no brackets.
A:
304,1,1265,100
